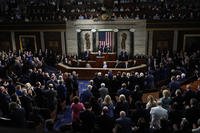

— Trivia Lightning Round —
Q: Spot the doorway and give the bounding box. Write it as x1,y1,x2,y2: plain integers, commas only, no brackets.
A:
184,35,200,53
19,35,37,52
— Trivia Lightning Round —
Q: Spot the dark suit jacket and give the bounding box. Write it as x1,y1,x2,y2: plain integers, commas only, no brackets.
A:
98,114,114,133
115,117,132,133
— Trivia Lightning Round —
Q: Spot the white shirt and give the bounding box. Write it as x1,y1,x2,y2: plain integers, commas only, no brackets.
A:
150,106,168,129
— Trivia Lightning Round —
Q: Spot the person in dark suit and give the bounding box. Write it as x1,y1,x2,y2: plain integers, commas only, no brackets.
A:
192,118,200,133
183,84,196,106
44,83,57,111
114,111,132,133
98,83,109,99
20,89,34,119
0,86,11,116
97,106,114,133
117,83,130,99
114,94,129,118
118,51,124,61
80,85,93,104
185,98,200,128
168,76,180,97
124,51,129,61
34,81,46,108
83,50,90,60
97,50,103,57
79,102,96,133
98,44,104,53
119,51,129,61
56,80,67,102
9,102,25,127
104,43,111,53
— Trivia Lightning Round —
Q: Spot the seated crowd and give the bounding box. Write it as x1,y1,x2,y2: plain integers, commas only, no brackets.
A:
0,48,200,132
0,0,199,23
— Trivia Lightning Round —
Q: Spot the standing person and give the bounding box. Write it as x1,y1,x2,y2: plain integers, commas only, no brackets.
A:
98,83,109,100
56,80,67,102
113,111,132,133
103,61,108,68
192,118,200,133
150,100,168,131
80,85,93,104
168,76,180,97
102,95,114,118
97,106,114,133
114,94,129,117
146,95,157,110
71,96,85,132
160,89,172,110
117,83,130,100
79,102,96,133
72,71,79,96
0,86,11,116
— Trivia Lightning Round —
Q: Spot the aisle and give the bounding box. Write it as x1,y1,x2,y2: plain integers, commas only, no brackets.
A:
78,80,89,95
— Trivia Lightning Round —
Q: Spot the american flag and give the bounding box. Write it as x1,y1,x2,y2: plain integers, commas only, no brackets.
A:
98,31,113,50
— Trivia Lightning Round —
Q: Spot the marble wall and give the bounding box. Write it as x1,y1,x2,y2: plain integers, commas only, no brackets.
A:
66,19,147,56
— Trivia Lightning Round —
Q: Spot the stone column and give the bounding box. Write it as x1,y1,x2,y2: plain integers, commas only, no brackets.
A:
173,30,178,52
114,29,119,56
11,31,16,51
40,31,45,52
64,31,67,55
129,28,135,58
61,31,66,55
148,30,153,56
92,29,96,52
76,29,81,58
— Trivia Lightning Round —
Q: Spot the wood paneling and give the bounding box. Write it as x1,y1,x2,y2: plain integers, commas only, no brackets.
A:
44,32,61,53
152,30,174,55
177,30,200,52
0,32,11,51
57,63,147,80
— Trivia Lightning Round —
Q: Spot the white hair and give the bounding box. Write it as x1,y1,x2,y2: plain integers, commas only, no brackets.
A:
140,72,144,77
120,111,126,118
181,73,186,78
101,83,105,87
97,72,102,76
87,85,93,90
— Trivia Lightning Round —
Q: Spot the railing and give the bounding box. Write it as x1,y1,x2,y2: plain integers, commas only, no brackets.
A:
57,63,147,80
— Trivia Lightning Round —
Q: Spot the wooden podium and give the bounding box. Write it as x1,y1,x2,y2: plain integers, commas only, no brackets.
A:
96,56,105,68
89,52,117,61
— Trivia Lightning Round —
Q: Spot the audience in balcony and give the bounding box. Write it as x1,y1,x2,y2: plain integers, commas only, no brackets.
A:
0,0,200,23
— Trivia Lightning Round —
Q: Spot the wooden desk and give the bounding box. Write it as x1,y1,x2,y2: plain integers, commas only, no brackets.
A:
70,59,145,68
89,52,116,61
57,63,147,80
181,80,200,92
